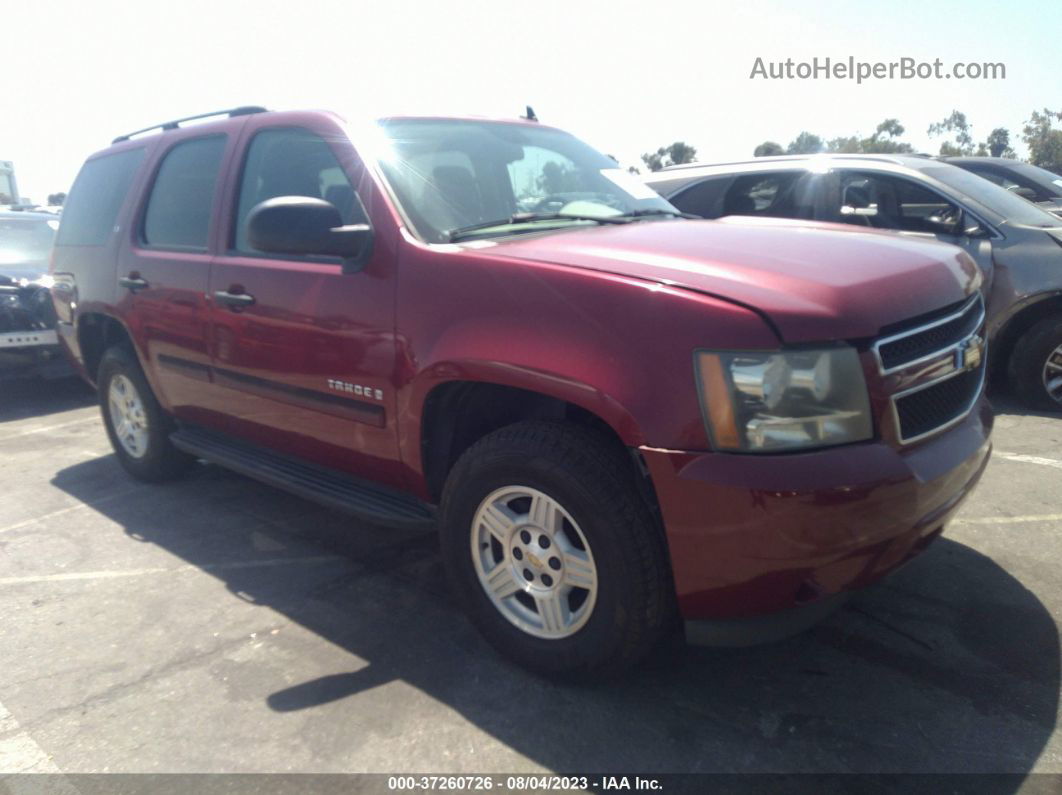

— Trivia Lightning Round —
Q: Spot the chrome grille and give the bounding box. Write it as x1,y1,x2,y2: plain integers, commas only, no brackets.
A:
873,293,987,444
894,363,985,442
875,294,984,372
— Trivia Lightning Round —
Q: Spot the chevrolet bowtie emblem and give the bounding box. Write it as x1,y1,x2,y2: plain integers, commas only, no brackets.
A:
956,335,984,372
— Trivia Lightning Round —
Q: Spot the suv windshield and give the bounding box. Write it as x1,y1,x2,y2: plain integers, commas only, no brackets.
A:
923,166,1062,228
0,216,59,266
375,119,679,243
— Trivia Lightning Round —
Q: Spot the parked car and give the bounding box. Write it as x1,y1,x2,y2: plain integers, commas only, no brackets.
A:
941,156,1062,218
647,155,1062,411
54,108,991,676
0,209,68,379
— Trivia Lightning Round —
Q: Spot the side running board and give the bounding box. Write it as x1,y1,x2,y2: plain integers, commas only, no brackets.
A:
170,426,436,528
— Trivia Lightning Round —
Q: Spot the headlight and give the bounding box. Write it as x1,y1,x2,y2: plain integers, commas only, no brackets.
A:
695,347,873,452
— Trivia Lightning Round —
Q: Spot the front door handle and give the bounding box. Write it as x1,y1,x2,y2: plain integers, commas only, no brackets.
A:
118,275,149,292
214,289,256,309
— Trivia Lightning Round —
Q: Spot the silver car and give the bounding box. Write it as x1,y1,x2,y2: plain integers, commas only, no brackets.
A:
647,155,1062,411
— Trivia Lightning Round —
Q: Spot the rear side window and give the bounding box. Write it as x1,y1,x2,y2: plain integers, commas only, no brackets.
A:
668,177,731,217
142,136,227,250
722,172,817,219
56,148,145,246
234,127,366,254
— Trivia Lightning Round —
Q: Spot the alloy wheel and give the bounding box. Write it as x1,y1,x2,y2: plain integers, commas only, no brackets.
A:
107,374,150,458
471,486,598,639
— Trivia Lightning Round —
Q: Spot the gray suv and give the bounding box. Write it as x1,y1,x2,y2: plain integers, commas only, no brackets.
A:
647,155,1062,411
941,157,1062,219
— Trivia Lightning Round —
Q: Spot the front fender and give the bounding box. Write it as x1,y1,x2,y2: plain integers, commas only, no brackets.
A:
394,243,780,480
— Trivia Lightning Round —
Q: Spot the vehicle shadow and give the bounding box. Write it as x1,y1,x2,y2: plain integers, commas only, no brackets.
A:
0,375,94,422
51,456,1060,778
989,394,1061,421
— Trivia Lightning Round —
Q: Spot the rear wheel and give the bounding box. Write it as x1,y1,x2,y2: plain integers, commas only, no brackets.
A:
439,420,673,677
98,345,194,481
1010,315,1062,412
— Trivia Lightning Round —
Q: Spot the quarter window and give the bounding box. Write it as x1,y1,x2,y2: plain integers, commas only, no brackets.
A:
142,136,227,250
56,148,145,246
234,128,366,254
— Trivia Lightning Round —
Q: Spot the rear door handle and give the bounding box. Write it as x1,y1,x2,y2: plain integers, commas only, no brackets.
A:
214,290,256,309
118,275,149,292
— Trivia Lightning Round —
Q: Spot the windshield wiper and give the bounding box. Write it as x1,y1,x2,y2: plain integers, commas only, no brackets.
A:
612,208,701,220
447,212,633,242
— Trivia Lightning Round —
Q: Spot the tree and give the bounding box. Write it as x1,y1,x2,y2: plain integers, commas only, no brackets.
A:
640,141,698,172
860,119,914,154
1022,109,1062,173
753,141,784,157
786,132,823,154
928,110,975,156
984,128,1013,158
47,192,66,206
826,136,863,154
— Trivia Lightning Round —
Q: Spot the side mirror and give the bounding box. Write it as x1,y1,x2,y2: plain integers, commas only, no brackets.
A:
962,218,988,238
924,207,964,236
246,196,373,274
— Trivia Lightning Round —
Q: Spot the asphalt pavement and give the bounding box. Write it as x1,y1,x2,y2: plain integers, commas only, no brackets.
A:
1,377,1059,779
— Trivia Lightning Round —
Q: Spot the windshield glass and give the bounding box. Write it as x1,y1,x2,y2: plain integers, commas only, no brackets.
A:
374,119,678,243
0,217,59,264
923,166,1062,227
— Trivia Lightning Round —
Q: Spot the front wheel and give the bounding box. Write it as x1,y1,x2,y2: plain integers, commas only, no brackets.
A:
1010,315,1062,412
439,421,674,677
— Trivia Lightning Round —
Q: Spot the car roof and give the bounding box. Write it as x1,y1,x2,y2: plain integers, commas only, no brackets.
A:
642,154,966,195
92,107,554,163
939,156,1016,166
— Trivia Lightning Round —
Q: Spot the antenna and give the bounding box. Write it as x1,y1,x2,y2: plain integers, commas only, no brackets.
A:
522,106,538,122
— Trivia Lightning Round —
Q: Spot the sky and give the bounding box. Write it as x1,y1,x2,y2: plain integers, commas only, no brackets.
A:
5,0,1061,203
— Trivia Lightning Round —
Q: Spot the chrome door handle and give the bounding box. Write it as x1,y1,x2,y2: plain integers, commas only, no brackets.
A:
118,275,149,292
213,290,256,308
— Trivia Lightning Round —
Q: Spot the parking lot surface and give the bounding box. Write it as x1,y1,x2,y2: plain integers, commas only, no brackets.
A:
1,377,1060,776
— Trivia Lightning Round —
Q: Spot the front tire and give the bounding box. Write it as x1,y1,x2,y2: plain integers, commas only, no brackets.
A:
97,345,194,482
439,421,673,677
1010,315,1062,412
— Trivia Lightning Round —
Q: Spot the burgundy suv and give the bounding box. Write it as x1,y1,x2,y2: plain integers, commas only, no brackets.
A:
53,107,992,676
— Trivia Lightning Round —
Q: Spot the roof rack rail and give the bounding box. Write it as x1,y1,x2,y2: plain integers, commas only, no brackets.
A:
112,106,268,144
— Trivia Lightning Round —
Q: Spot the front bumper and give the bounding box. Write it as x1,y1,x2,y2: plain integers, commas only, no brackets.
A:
642,398,993,621
0,285,70,378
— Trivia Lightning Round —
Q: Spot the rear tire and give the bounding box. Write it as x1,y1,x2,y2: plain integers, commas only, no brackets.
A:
1009,315,1062,412
439,420,674,678
97,345,194,482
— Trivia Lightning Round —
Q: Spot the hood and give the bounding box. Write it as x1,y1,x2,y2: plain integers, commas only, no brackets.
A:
0,246,49,284
479,216,981,343
0,261,49,285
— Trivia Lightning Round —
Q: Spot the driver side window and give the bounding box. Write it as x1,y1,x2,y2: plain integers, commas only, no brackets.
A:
836,171,962,234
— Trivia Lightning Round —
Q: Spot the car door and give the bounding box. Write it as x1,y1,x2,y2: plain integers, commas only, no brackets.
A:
206,120,403,487
823,169,995,290
118,131,238,417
